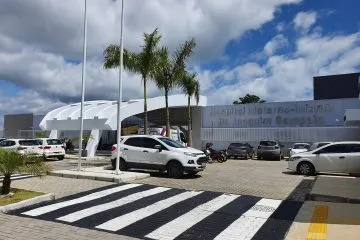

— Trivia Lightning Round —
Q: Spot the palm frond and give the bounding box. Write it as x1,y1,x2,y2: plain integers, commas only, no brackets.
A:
140,28,162,79
103,44,120,69
180,71,201,105
171,38,196,81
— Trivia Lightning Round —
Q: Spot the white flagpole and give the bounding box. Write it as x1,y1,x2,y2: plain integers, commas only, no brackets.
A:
77,0,88,171
115,0,125,175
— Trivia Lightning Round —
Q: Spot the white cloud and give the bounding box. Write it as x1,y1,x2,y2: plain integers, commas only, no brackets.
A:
199,32,360,105
0,0,303,115
0,0,301,60
0,89,65,115
293,11,317,32
264,34,289,55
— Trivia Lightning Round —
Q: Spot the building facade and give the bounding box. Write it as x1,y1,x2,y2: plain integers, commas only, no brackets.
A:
201,98,360,149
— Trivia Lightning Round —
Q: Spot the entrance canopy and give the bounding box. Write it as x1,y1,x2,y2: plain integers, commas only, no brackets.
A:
40,94,207,131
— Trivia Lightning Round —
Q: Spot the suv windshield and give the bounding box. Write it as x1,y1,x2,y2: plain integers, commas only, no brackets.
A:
293,144,310,149
260,141,276,146
159,137,185,148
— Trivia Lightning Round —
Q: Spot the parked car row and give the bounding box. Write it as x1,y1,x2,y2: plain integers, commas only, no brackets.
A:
0,138,65,160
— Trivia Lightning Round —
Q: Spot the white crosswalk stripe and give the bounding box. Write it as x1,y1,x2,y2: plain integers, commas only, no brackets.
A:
22,183,142,216
214,198,282,240
15,183,302,240
0,174,33,181
95,190,203,232
145,194,239,240
57,187,170,223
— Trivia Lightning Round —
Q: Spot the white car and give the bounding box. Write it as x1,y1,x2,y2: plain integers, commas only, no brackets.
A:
289,143,310,157
36,138,66,160
0,139,43,156
111,135,207,178
288,141,360,175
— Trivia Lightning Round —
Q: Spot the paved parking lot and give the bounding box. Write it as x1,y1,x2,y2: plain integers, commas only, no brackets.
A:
132,159,312,200
12,158,312,200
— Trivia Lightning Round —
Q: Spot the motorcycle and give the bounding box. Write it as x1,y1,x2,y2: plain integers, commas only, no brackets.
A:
220,149,229,162
205,143,226,163
202,148,213,163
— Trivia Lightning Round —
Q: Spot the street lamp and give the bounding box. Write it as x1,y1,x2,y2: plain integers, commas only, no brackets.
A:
115,0,125,175
77,0,88,171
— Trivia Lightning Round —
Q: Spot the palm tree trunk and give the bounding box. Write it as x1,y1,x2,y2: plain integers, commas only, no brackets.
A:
165,90,170,138
143,79,148,135
187,95,192,147
1,174,11,195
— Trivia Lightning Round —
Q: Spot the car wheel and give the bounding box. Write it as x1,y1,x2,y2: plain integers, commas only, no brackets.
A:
167,161,183,178
57,155,65,160
257,155,262,160
297,162,315,176
120,159,127,171
245,154,249,160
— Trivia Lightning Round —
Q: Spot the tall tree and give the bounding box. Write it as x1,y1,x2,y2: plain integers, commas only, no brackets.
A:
180,72,200,147
233,94,266,104
153,38,196,137
104,28,161,135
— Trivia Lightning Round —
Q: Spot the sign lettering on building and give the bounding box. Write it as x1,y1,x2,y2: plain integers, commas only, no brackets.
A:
203,99,360,128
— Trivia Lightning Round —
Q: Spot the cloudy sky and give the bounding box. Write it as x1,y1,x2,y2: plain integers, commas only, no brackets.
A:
1,0,360,129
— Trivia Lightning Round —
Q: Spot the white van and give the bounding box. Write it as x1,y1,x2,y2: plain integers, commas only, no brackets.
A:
138,127,187,146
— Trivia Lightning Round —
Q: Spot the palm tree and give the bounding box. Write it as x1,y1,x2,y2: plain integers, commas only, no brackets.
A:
0,149,51,195
153,38,196,137
180,72,200,147
104,28,161,135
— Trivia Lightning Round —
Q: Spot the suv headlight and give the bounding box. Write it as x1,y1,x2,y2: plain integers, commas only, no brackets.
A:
290,156,302,161
184,152,197,157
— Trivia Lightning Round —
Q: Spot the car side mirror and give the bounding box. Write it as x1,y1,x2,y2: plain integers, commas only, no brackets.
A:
154,145,162,152
288,148,292,151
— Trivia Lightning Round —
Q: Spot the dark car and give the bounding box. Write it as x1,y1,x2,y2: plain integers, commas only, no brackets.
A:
257,140,284,160
227,142,254,159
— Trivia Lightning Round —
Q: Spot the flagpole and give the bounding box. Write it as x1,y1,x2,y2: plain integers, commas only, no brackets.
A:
115,0,125,175
77,0,88,171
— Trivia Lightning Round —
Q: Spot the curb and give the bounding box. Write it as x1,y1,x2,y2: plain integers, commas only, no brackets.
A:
0,193,55,213
305,193,360,204
49,171,150,183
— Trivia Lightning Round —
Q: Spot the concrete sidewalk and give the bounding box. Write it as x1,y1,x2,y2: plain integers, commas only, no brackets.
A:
307,175,360,203
50,166,150,183
286,201,360,240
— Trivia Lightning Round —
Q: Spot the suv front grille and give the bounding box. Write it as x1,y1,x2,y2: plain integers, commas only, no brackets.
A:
197,157,207,164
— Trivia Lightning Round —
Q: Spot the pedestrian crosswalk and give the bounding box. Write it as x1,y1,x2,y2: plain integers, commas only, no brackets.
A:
0,174,33,182
13,183,304,240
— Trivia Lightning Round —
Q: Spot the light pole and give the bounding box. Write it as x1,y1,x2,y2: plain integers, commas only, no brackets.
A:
77,0,88,171
115,0,125,175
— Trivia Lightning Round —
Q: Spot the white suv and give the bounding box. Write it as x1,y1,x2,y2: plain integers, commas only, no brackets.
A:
111,135,207,178
36,138,66,160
